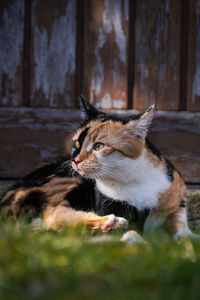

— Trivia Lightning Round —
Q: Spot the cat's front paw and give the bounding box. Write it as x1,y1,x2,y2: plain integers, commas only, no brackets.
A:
101,214,128,233
113,216,128,230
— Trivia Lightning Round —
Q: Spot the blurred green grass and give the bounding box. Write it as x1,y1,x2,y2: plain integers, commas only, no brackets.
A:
0,216,200,300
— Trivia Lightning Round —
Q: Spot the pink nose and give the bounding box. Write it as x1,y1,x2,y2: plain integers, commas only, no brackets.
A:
75,157,82,167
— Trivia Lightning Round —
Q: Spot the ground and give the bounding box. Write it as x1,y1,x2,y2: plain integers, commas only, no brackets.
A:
0,181,200,300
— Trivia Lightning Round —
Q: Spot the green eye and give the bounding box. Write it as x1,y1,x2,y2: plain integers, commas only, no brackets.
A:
94,143,104,151
75,141,80,149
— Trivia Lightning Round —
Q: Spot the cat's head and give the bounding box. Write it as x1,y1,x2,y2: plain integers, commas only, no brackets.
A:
71,96,155,180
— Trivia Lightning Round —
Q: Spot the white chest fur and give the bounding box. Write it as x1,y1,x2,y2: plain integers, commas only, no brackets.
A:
96,150,170,211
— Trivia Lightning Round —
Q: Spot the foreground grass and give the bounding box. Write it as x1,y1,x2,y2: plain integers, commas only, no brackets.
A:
0,217,200,300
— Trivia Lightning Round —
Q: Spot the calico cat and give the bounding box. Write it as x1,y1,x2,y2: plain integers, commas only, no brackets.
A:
0,96,195,242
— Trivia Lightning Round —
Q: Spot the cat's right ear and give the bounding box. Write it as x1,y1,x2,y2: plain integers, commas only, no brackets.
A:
79,95,99,120
125,104,156,138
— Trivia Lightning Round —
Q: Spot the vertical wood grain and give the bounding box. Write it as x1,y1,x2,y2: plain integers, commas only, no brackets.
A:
22,0,31,106
133,0,181,110
74,0,85,108
30,0,77,108
187,0,200,111
83,0,129,110
133,0,159,109
0,0,24,106
156,0,182,110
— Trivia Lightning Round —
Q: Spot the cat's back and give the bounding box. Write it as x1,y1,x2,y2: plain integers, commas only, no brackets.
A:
0,156,96,218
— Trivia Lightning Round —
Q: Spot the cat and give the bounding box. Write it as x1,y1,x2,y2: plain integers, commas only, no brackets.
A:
0,96,196,243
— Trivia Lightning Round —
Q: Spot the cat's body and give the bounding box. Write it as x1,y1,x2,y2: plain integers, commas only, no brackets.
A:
0,97,194,241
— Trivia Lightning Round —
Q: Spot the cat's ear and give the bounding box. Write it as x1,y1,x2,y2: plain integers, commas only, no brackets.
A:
79,95,99,119
126,104,156,138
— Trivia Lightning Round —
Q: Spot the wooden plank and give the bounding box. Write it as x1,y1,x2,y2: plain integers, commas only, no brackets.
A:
133,0,182,110
133,0,159,109
0,107,81,178
0,0,24,106
74,0,85,108
30,0,77,108
156,0,182,110
149,111,200,183
187,0,200,111
83,0,129,110
22,0,31,106
0,107,200,182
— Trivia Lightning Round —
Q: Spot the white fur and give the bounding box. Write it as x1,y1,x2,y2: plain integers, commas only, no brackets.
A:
96,149,170,211
113,216,128,229
172,209,197,241
121,230,147,245
86,140,93,152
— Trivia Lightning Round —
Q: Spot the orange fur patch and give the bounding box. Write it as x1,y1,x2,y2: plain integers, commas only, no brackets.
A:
43,205,111,230
156,171,187,214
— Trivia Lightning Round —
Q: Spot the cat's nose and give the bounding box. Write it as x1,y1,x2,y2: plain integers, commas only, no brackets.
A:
75,157,82,167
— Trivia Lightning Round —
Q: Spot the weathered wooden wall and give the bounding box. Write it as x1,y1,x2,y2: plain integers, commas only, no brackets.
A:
187,0,200,111
30,0,77,108
0,0,200,182
0,0,24,106
83,0,129,109
133,0,182,110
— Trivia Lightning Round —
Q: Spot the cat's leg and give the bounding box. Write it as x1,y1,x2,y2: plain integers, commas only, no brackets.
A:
43,203,128,232
166,206,199,241
143,211,166,234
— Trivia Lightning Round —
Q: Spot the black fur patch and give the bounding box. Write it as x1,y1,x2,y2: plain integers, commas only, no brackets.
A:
19,190,47,217
11,157,72,190
71,127,90,159
65,179,96,212
95,191,150,231
146,138,162,160
180,199,186,208
165,159,175,182
80,110,142,128
99,113,141,124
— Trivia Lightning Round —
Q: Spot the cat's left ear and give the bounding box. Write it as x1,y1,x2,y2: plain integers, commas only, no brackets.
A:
79,95,100,120
126,104,156,138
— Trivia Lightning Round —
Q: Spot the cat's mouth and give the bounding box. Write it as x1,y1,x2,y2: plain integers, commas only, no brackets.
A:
72,160,99,179
72,160,89,177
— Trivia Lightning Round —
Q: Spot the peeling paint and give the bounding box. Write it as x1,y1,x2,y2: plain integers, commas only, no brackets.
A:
91,0,128,108
32,0,76,107
0,0,24,106
113,99,125,109
135,1,150,91
192,0,200,104
96,91,112,109
91,28,105,95
103,0,127,63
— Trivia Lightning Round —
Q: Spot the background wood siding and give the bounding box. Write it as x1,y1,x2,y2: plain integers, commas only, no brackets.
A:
187,0,200,111
1,0,200,110
0,0,200,182
0,0,24,106
0,108,199,182
133,0,182,110
83,0,129,110
30,0,77,108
